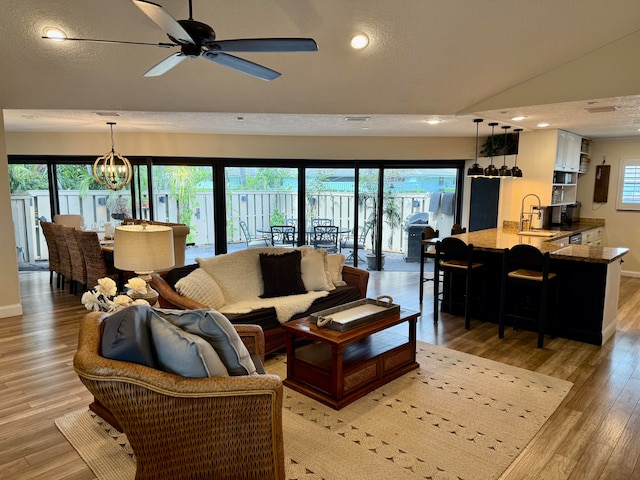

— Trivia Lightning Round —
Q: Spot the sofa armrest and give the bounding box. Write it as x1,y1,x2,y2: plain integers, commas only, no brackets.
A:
342,265,369,298
234,324,266,362
150,272,207,310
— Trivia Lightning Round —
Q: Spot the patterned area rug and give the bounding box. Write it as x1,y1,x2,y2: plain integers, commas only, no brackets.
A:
56,342,572,480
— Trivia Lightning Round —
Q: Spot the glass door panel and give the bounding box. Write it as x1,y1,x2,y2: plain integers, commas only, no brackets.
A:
226,166,298,251
381,168,458,271
151,165,214,262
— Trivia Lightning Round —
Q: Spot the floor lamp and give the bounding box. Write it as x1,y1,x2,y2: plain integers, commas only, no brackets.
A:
114,224,175,305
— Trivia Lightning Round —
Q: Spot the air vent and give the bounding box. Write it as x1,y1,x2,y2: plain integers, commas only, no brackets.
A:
94,111,120,117
345,116,371,122
586,106,619,114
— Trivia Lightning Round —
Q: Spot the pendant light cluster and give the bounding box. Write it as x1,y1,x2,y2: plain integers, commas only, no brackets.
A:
466,119,523,178
93,122,132,191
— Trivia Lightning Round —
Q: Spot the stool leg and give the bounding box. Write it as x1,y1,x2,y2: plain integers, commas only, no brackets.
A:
433,263,440,323
498,253,507,339
464,269,471,330
419,249,425,304
538,282,549,349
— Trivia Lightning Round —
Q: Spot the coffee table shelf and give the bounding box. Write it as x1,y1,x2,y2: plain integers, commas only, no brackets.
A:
282,310,419,409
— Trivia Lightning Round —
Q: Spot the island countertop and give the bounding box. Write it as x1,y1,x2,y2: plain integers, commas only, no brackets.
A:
449,227,628,264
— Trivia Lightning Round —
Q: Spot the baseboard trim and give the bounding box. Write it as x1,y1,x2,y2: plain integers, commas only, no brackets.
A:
622,271,640,279
0,303,23,318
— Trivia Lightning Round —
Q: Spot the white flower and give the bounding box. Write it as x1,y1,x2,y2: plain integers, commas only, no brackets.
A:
81,290,102,312
112,295,134,308
125,277,148,295
96,277,117,298
81,277,149,313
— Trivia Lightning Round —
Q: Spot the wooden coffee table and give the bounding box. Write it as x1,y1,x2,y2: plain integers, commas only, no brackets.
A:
281,310,419,409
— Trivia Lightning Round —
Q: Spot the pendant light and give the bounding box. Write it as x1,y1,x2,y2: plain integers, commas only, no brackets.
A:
498,125,512,177
93,122,132,191
484,122,499,177
511,128,523,178
466,118,484,177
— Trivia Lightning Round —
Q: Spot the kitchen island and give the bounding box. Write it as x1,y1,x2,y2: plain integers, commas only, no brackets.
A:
430,226,628,346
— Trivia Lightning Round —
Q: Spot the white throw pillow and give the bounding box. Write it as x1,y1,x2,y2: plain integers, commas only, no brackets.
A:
327,253,347,287
175,268,226,310
300,247,335,292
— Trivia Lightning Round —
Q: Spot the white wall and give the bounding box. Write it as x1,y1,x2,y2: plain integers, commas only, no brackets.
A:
576,139,640,276
0,113,23,318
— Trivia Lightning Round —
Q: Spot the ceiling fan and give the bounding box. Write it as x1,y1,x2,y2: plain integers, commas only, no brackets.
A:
43,0,318,81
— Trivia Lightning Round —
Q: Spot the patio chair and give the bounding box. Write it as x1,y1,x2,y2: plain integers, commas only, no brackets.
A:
239,220,270,248
312,225,339,253
340,222,372,262
270,225,296,247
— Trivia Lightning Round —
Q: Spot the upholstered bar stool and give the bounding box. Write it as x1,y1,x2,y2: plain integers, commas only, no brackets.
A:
498,245,558,348
433,237,485,329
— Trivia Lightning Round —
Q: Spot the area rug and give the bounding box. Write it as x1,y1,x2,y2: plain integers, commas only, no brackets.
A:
56,342,572,480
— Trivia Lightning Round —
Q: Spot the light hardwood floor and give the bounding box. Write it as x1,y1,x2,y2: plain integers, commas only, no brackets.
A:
1,269,640,479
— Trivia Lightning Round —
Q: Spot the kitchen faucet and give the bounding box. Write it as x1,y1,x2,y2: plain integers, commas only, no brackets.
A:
519,193,542,231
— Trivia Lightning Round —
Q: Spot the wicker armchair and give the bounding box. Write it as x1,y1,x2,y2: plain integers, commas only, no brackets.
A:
39,221,60,287
74,312,284,480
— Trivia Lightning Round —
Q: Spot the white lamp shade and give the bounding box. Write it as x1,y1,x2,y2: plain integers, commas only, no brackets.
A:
114,225,175,273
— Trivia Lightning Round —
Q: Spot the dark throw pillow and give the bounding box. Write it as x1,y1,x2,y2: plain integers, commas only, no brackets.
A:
100,305,157,368
259,250,307,298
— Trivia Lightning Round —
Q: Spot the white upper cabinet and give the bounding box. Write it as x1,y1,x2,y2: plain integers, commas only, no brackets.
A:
555,130,581,172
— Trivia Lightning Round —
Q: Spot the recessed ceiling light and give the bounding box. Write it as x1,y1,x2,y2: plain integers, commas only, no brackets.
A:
511,115,526,121
43,27,67,41
345,116,371,122
586,106,619,114
350,34,369,49
426,119,441,125
536,122,550,128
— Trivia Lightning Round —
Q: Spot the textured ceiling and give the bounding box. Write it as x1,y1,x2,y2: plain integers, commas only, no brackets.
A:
3,0,640,139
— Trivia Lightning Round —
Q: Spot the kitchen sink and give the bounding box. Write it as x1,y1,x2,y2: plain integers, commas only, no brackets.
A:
516,230,561,238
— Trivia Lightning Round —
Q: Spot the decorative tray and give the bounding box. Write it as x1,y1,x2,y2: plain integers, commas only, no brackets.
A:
310,295,400,332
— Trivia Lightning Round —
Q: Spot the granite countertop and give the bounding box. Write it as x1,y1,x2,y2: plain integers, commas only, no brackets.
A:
450,227,628,264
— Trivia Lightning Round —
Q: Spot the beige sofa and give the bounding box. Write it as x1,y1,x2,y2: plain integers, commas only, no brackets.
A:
151,247,369,355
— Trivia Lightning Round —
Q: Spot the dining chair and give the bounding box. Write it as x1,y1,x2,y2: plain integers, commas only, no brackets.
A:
54,214,84,230
52,223,73,291
39,221,61,287
239,220,270,248
63,225,87,294
270,225,296,247
77,230,119,290
312,225,339,253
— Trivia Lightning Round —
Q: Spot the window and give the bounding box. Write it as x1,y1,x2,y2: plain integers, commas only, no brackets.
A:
617,159,640,211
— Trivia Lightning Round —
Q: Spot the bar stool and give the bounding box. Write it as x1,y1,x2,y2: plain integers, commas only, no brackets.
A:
433,237,484,329
419,226,439,303
498,245,558,348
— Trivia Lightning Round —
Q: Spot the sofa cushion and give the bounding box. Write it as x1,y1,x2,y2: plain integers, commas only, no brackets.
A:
300,247,335,292
197,247,292,304
327,253,348,287
175,268,226,309
162,263,198,289
156,308,257,376
100,305,157,368
149,312,229,377
259,250,307,298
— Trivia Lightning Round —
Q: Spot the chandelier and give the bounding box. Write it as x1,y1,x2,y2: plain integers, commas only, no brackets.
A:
93,122,132,191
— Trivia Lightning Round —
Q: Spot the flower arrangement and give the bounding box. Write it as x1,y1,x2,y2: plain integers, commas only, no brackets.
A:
81,277,149,313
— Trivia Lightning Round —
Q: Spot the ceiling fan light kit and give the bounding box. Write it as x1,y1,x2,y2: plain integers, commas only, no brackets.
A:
41,0,318,81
